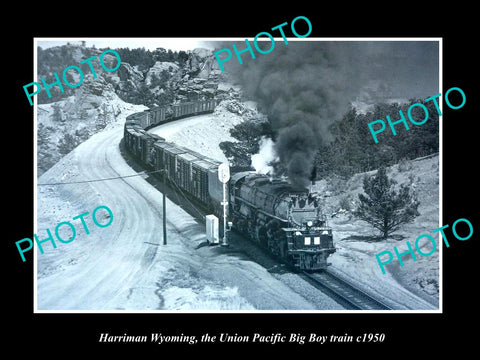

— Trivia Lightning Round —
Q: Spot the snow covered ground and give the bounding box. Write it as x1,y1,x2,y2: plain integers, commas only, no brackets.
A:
148,109,440,311
148,102,249,163
36,98,439,311
312,155,440,310
35,108,340,311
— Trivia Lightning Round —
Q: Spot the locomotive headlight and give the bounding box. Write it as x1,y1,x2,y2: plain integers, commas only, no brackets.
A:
307,221,313,227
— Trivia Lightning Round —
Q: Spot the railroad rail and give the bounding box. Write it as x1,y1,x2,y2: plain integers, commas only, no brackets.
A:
123,100,395,308
301,271,393,310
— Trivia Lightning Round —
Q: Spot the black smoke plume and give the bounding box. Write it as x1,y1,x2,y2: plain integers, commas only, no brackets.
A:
215,40,439,188
232,41,368,188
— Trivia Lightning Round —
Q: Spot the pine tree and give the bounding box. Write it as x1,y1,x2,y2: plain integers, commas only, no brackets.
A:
51,104,63,122
354,166,420,239
57,133,80,155
37,123,54,175
37,123,50,146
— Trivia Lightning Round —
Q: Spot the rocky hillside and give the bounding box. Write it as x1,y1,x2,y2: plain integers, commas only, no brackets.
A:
37,44,240,176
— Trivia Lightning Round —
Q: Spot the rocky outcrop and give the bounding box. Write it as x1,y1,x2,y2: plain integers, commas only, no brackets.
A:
145,61,180,86
109,48,226,104
36,44,243,175
168,48,228,102
117,62,144,83
37,44,233,107
185,48,222,79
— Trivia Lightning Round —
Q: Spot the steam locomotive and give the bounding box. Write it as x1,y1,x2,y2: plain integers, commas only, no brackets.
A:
123,100,335,270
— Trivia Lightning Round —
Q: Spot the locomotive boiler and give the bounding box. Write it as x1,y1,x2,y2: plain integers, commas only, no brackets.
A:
229,172,335,271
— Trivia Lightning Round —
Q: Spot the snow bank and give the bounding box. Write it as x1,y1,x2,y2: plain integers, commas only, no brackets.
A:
37,111,332,311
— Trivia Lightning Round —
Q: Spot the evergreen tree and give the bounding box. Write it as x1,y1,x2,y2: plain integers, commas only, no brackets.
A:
57,133,80,155
219,116,273,171
219,141,254,170
315,98,439,179
51,104,63,122
37,123,50,145
354,166,420,239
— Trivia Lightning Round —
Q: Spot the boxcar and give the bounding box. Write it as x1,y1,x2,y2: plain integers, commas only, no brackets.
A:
208,163,227,208
175,152,197,193
149,107,166,127
196,158,222,205
139,133,164,165
153,142,187,181
131,131,144,158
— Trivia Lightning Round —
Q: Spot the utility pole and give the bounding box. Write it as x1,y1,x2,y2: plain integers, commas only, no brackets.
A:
163,169,167,245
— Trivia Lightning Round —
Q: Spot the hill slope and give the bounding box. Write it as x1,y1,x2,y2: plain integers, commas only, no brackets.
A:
314,154,440,308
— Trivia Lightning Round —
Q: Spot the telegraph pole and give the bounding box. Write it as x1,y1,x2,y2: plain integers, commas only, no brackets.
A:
163,169,167,245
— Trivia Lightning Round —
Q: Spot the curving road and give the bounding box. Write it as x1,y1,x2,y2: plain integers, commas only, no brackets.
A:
36,120,340,311
37,124,168,310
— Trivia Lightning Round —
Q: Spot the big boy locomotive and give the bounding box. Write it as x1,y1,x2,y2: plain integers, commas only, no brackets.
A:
123,100,335,270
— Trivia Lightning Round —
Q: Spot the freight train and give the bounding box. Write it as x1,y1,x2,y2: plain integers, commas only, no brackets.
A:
123,100,335,270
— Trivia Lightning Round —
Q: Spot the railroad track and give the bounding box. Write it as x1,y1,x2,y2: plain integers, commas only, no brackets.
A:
301,271,393,310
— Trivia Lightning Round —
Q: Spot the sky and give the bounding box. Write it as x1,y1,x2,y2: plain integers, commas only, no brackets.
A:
35,37,440,103
36,38,216,52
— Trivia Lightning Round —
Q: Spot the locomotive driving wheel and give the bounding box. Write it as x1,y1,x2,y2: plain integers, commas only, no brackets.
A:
266,220,287,258
255,223,268,247
278,237,288,259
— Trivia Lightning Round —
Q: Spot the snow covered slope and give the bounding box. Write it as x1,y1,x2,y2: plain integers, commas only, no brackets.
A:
36,116,340,311
148,99,257,163
37,87,148,176
314,154,440,309
149,112,440,311
37,96,439,311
